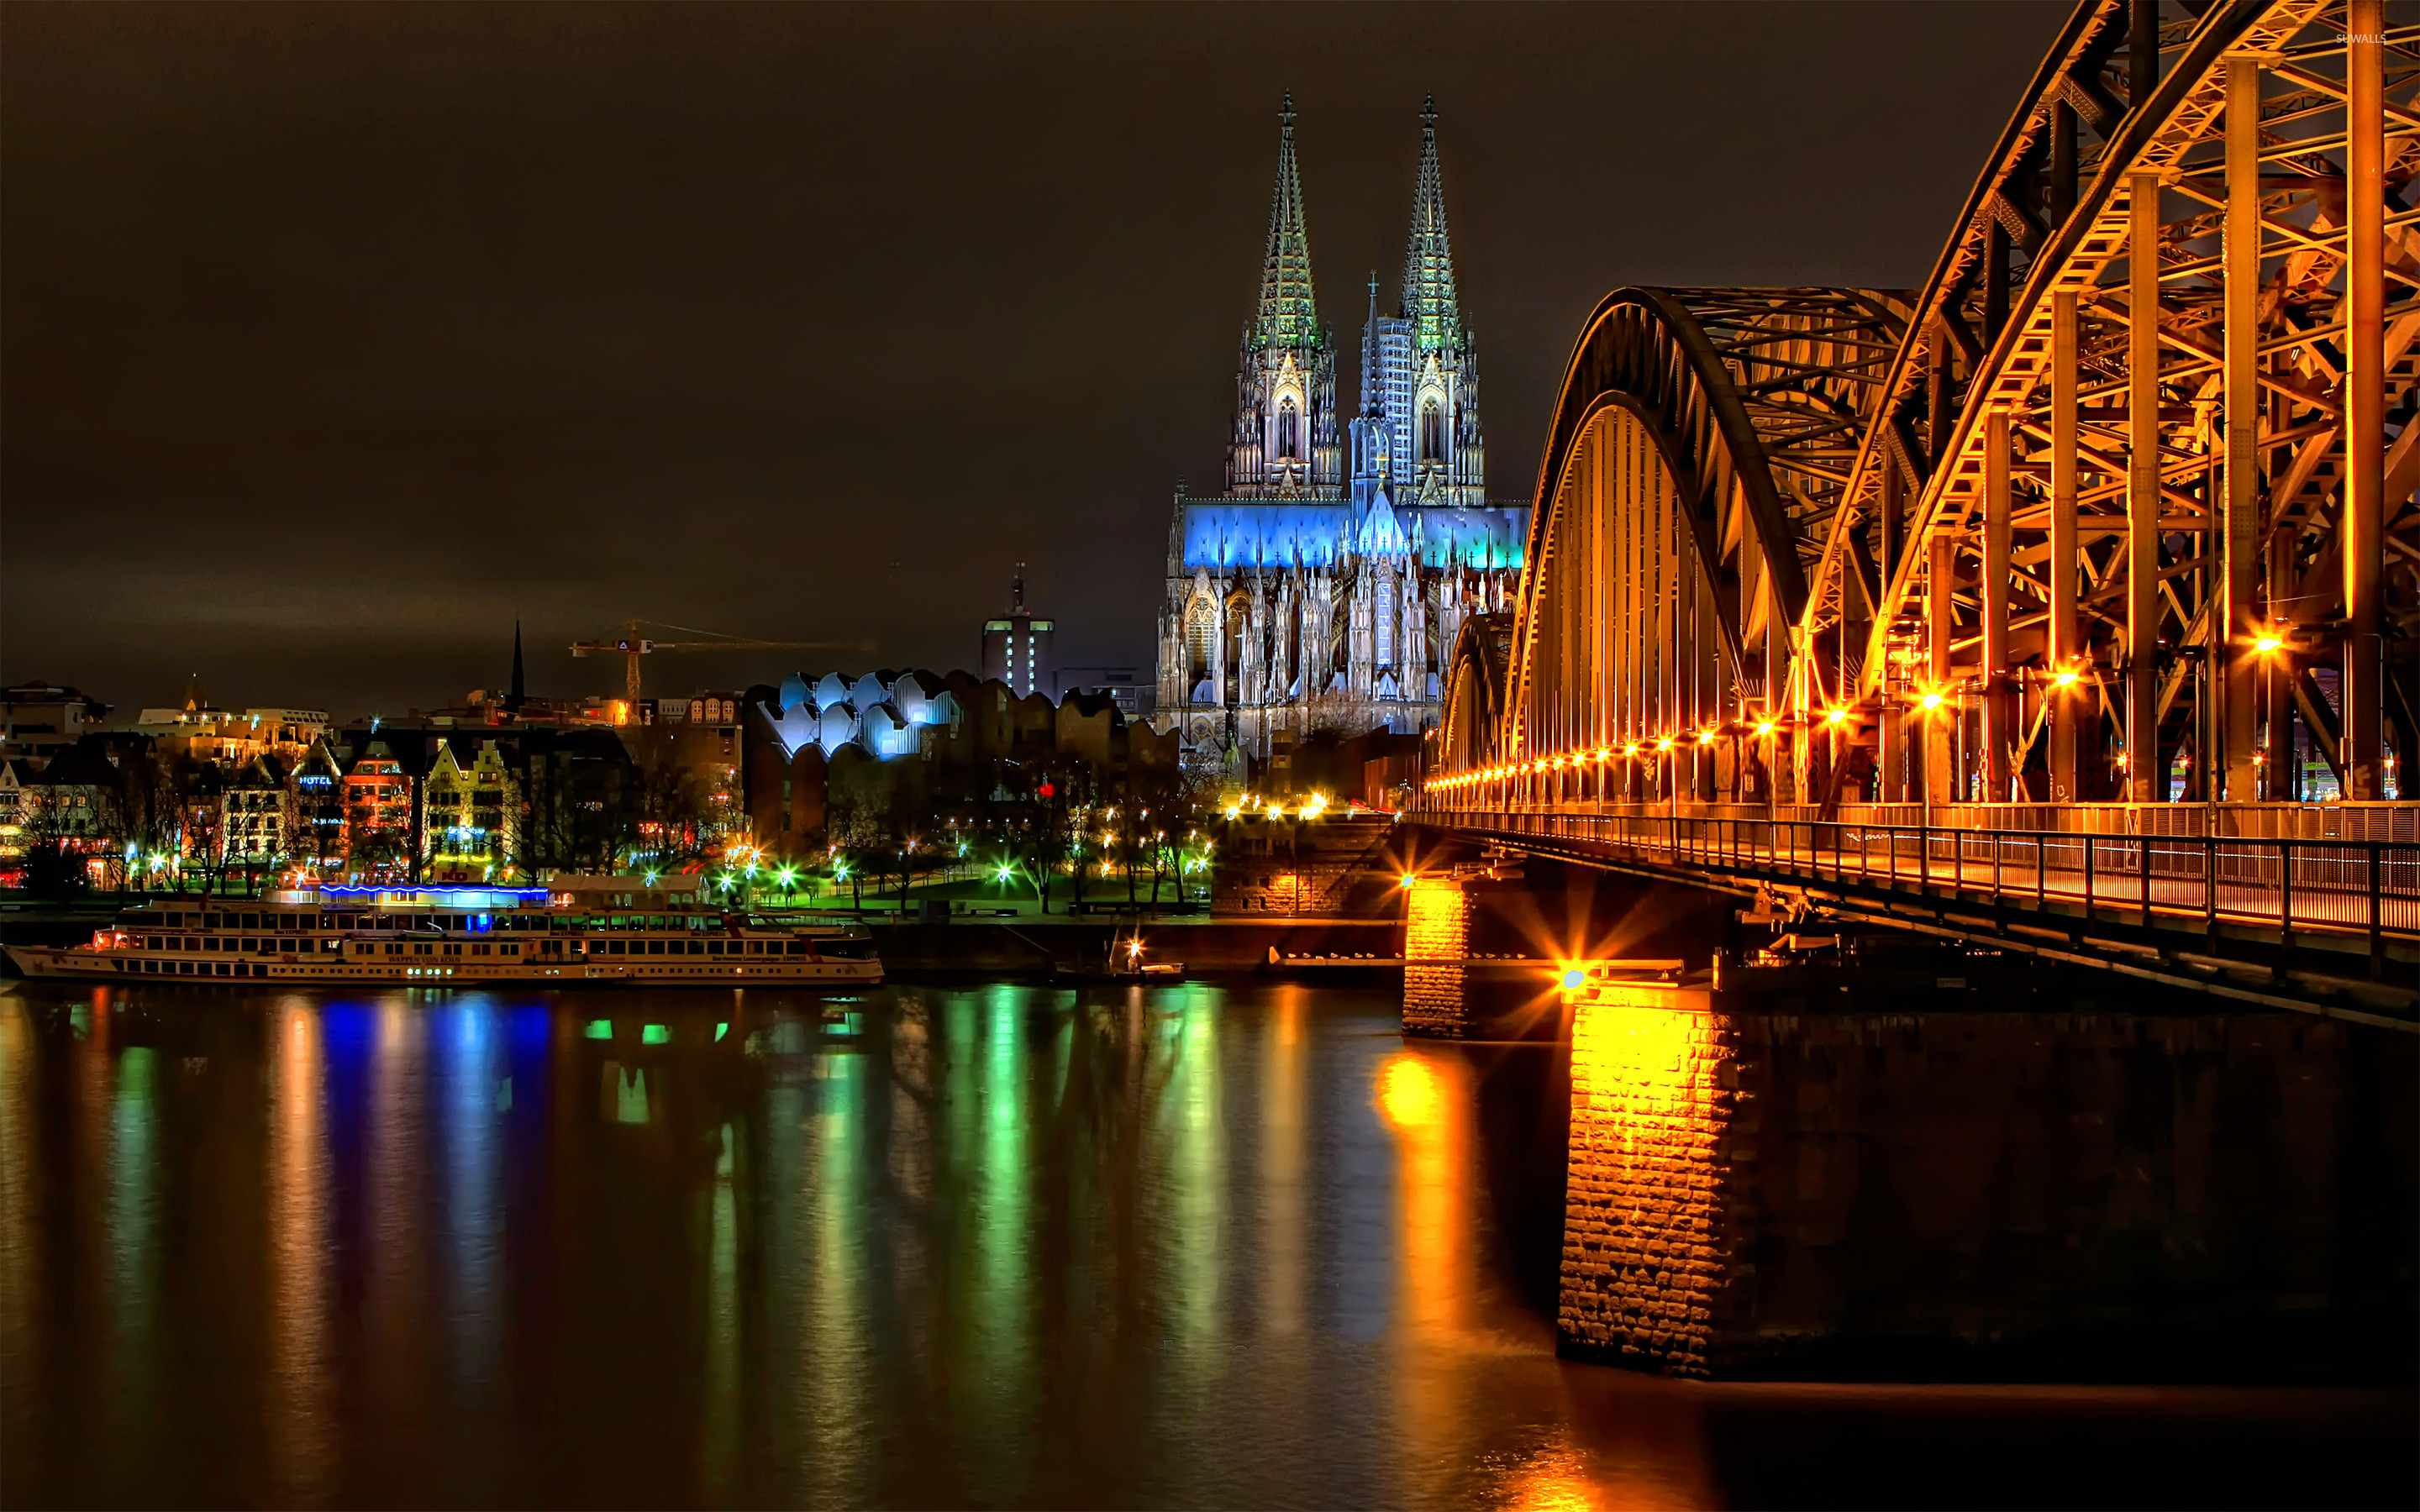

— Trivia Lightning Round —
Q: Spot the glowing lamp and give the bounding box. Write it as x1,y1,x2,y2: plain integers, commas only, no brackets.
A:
2254,636,2282,654
1560,968,1587,991
2054,669,2079,687
1655,737,1672,752
1399,874,1417,890
1826,708,1849,726
1756,722,1776,737
1920,692,1944,710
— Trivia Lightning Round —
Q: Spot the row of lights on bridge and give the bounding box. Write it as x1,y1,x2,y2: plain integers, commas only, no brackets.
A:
1432,628,2303,798
1429,635,2299,792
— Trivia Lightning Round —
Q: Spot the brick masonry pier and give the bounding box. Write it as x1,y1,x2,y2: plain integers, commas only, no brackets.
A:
1556,984,2417,1381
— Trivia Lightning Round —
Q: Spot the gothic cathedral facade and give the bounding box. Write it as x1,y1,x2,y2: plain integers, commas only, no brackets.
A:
1154,97,1528,769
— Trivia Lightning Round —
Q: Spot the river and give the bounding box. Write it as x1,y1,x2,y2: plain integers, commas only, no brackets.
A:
0,979,2411,1509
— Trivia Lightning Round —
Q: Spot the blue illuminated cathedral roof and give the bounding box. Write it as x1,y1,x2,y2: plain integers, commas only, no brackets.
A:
1176,497,1527,572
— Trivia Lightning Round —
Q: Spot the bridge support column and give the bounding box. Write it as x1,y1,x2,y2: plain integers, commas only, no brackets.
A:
2049,291,2082,801
2219,54,2262,803
1924,532,1956,805
1982,409,2015,801
1560,986,1747,1378
2344,0,2386,798
1402,875,1475,1039
2124,171,2163,802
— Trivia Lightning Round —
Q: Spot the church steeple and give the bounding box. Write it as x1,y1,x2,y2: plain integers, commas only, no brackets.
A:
1226,92,1341,497
1255,92,1320,351
508,620,526,711
1399,94,1463,354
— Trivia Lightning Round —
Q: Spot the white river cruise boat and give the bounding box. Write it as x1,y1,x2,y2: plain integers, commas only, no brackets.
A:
3,874,882,988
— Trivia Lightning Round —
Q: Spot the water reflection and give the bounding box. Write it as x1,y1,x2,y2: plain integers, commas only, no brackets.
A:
0,1002,34,1467
439,1001,502,1484
0,981,2409,1510
267,1003,334,1504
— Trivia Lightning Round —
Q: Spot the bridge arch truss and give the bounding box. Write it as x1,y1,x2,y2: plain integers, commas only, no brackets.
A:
1436,0,2419,819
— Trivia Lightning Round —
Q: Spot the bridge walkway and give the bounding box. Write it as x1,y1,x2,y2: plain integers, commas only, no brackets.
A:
1420,808,2419,1015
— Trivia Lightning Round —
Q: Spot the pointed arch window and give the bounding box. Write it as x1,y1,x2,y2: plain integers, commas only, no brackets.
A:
1278,397,1300,461
1185,598,1217,684
1420,401,1444,464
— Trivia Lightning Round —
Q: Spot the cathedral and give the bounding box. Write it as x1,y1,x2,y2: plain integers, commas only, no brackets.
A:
1153,97,1528,769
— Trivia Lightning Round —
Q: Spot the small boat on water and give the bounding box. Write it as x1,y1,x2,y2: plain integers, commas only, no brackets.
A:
1055,930,1184,983
3,873,882,989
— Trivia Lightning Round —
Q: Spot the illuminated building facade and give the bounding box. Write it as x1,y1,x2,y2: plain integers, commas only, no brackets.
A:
221,754,292,868
1155,97,1528,766
0,681,111,767
422,739,520,873
341,743,416,868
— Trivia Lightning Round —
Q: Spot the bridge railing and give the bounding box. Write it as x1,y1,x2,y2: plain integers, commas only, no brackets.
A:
1431,809,2420,975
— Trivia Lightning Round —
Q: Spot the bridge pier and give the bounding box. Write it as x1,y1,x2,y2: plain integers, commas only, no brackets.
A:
1558,983,1746,1378
1402,875,1476,1039
1555,980,2417,1381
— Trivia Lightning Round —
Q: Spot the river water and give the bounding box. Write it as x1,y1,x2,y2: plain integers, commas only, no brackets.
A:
0,979,2411,1509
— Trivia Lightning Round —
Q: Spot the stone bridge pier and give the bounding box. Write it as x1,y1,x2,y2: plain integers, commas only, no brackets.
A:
1552,981,2417,1381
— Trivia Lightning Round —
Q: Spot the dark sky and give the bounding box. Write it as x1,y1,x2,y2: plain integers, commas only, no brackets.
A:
3,2,2068,719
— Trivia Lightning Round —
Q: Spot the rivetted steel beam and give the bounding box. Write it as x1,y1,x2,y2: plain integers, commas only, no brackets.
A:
2344,0,2386,799
2126,171,2163,803
1983,408,2015,800
2049,290,2082,801
2222,54,2263,804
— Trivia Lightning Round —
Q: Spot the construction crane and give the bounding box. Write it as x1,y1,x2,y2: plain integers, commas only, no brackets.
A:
571,619,869,706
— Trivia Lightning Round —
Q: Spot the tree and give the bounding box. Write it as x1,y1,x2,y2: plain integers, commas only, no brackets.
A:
18,797,87,898
1120,760,1189,907
633,741,714,875
825,774,885,914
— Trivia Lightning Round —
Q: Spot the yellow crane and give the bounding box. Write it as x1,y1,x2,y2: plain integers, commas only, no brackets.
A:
571,619,869,706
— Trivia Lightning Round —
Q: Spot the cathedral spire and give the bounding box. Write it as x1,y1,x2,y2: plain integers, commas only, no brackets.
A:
1255,92,1320,351
1399,93,1463,354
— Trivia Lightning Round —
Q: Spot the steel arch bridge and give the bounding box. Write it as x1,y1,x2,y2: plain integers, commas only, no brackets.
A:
1423,0,2420,1015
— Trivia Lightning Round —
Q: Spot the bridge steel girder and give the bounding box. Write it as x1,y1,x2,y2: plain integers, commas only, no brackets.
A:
1803,0,2418,806
1436,0,2417,821
1484,287,1907,804
1439,612,1515,776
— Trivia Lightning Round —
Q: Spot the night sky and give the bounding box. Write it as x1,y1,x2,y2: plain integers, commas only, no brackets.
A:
3,2,2067,719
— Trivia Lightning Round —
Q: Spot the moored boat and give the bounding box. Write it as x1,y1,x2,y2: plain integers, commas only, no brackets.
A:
2,873,882,988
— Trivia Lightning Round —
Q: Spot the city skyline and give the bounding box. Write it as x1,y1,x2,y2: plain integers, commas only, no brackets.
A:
3,3,2069,716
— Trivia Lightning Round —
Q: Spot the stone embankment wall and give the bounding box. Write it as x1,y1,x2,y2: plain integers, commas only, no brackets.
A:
869,919,1401,975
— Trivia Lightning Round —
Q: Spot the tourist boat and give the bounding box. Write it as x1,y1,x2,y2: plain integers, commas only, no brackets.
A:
1,873,883,988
